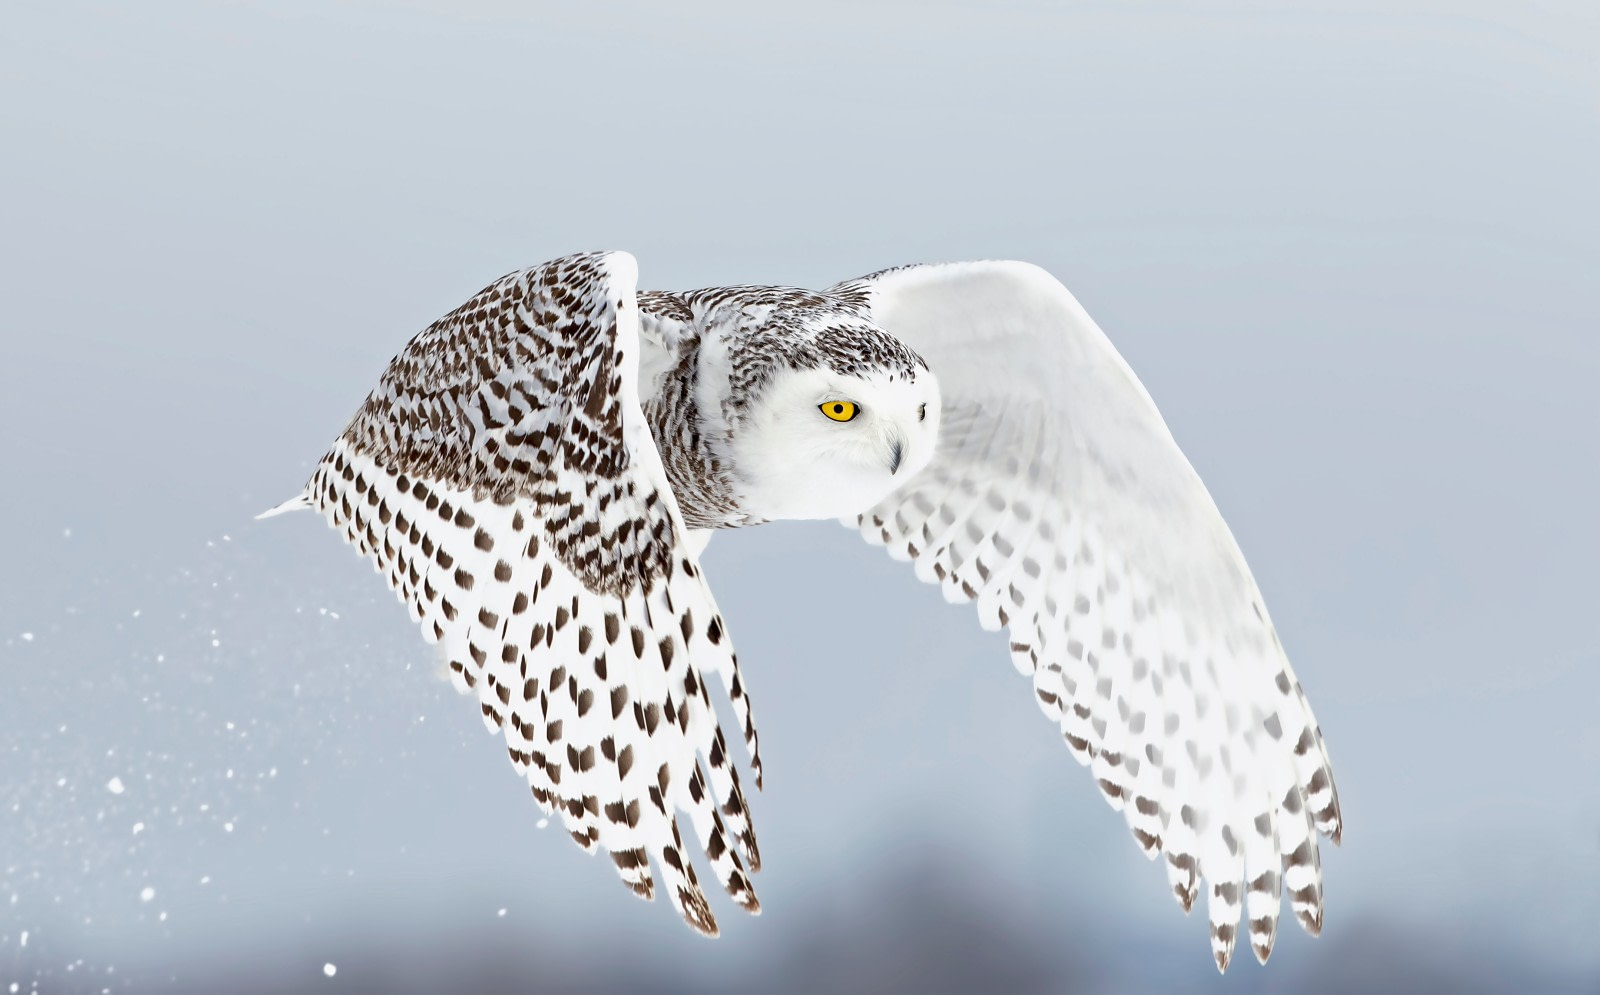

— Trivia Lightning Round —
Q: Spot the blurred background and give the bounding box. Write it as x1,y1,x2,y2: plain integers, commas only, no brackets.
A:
2,1,1597,992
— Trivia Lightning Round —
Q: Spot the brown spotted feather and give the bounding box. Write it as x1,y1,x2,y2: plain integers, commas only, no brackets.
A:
300,251,762,934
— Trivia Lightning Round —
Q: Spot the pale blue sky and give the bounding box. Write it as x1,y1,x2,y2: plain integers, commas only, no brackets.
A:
2,1,1597,991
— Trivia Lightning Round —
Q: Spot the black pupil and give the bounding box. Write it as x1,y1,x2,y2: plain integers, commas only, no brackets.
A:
833,404,843,414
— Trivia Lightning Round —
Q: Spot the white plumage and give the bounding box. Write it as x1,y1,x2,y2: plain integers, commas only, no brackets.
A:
265,250,1341,972
838,261,1340,969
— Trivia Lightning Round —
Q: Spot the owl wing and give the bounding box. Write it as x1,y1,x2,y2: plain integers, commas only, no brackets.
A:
285,251,762,935
831,261,1341,971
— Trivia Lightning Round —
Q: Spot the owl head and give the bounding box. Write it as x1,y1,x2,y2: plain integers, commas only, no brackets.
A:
723,321,941,522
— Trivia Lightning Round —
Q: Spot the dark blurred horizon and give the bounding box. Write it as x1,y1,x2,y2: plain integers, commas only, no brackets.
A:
8,918,1594,995
3,0,1598,992
11,854,1596,994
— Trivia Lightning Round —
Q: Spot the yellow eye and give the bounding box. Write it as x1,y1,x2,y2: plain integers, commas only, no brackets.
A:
819,401,858,422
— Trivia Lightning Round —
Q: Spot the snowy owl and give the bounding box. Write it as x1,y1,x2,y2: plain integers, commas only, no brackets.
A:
263,251,1341,971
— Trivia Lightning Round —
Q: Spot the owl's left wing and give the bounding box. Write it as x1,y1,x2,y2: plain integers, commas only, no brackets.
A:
277,251,761,935
831,261,1341,971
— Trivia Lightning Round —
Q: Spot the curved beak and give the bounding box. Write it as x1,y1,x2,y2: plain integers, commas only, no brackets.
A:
888,438,904,475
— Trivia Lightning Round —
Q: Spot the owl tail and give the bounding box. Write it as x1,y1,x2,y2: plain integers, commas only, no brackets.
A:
255,492,312,520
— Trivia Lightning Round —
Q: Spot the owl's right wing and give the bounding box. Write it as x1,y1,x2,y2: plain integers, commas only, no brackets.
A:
281,251,762,935
832,261,1341,971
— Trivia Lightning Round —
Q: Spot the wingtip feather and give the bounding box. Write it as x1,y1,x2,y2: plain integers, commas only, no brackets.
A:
255,493,311,520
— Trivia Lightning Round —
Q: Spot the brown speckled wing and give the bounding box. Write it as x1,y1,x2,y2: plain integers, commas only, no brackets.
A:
835,260,1342,972
301,251,762,934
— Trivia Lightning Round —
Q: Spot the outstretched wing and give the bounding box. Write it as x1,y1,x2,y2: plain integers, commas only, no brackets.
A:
833,261,1341,971
293,251,763,934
